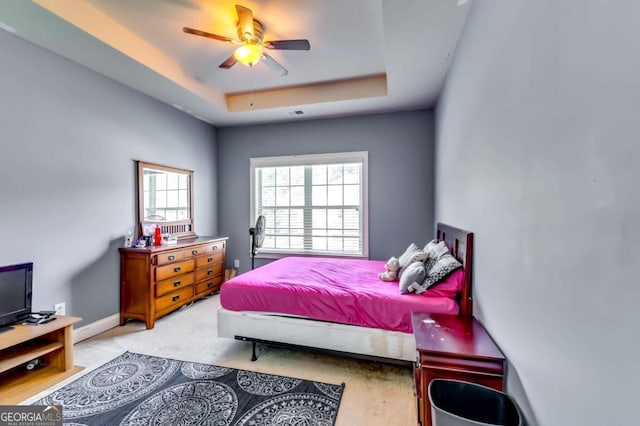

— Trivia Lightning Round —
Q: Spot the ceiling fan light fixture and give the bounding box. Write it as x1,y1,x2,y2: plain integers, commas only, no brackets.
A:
234,44,263,66
183,5,309,74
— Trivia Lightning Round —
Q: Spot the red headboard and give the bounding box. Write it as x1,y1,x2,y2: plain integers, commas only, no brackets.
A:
436,223,474,317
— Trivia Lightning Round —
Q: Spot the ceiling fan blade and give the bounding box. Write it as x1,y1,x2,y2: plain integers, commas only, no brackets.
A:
262,53,288,77
236,5,254,41
183,26,234,43
264,39,311,51
219,54,238,69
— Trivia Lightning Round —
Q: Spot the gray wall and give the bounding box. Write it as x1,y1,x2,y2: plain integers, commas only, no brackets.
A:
218,111,435,273
0,32,218,326
436,0,640,424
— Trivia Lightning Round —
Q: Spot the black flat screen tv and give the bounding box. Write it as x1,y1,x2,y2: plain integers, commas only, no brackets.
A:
0,262,33,329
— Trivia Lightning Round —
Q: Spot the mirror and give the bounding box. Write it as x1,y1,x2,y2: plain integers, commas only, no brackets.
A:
137,161,195,240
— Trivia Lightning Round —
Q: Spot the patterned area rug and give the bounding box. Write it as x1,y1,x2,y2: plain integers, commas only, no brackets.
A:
35,352,345,425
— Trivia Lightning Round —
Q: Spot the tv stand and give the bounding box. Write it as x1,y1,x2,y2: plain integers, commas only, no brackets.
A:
0,315,83,404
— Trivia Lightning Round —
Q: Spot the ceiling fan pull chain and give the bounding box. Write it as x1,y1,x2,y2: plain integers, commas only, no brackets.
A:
249,64,254,108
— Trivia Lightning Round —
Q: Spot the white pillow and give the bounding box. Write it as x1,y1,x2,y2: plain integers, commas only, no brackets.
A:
399,261,427,294
423,239,448,258
398,243,430,279
398,243,419,268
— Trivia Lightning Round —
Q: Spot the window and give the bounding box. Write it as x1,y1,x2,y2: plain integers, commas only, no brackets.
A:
250,152,368,258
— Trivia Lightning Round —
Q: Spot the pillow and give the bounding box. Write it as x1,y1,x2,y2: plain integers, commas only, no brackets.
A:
423,240,449,259
422,268,464,298
423,250,462,289
397,243,419,268
398,261,427,294
423,239,438,253
397,243,430,279
398,251,429,280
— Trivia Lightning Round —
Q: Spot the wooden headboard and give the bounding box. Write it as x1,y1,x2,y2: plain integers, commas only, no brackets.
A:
436,222,474,317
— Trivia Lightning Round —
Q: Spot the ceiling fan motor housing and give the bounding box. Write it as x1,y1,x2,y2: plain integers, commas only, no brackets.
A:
239,19,264,44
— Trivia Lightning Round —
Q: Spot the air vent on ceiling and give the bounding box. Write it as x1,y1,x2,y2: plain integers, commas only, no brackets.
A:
284,110,305,117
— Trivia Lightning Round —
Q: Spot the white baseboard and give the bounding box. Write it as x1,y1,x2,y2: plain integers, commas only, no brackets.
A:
73,313,119,344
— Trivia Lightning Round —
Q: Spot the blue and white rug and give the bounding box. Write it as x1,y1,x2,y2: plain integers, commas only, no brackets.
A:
35,352,344,425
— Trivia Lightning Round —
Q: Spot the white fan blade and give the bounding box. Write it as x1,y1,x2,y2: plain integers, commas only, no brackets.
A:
261,53,288,76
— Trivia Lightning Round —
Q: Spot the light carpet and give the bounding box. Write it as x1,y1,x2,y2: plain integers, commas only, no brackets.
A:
22,294,415,425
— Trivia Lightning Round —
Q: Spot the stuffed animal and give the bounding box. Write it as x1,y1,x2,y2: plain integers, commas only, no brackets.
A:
378,257,400,281
398,250,428,279
399,261,427,294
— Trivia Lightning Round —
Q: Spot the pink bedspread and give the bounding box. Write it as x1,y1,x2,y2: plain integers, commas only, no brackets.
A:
220,257,459,333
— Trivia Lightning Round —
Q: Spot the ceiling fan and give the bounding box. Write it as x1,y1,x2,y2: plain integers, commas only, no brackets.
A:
183,4,310,77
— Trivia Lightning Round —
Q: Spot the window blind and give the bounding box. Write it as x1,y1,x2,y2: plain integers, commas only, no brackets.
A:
251,152,368,257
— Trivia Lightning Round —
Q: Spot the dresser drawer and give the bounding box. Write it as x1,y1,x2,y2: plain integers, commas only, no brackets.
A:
195,276,223,295
195,252,223,268
195,263,224,281
154,286,193,312
155,273,195,297
206,241,225,253
155,259,195,281
186,245,207,258
155,250,186,266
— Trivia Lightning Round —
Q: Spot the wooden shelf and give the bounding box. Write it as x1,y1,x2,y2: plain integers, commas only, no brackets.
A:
0,365,84,404
0,341,63,374
0,315,83,404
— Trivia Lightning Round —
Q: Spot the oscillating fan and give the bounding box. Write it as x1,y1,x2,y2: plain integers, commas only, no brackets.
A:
249,215,265,270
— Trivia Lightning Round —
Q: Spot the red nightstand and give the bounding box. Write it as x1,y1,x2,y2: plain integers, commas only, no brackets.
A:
412,312,505,426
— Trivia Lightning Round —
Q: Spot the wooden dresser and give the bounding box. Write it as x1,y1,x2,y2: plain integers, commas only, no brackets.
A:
119,236,227,329
412,312,505,426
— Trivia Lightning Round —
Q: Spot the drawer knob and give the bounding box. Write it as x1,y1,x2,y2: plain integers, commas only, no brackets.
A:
207,269,213,275
207,281,213,288
168,255,175,261
173,281,181,287
207,257,213,262
172,295,180,302
212,245,217,250
192,250,198,255
174,266,181,273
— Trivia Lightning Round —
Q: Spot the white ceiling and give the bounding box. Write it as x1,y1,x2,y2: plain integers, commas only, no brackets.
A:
0,0,470,126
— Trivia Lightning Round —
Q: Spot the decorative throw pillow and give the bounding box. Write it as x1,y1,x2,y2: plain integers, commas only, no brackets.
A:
424,240,449,259
399,261,427,294
423,251,462,289
423,239,438,253
398,243,419,268
422,268,464,299
398,250,428,280
397,243,419,279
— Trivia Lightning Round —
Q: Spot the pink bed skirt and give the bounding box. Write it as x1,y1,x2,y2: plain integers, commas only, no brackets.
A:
220,257,459,333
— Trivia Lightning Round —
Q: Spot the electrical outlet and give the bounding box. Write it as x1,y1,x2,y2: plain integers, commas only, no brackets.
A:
54,302,66,316
234,259,240,268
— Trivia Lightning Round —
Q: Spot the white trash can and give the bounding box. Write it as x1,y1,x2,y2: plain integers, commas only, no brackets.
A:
429,379,521,426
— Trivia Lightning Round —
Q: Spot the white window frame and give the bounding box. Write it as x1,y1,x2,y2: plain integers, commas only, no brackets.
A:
250,151,369,259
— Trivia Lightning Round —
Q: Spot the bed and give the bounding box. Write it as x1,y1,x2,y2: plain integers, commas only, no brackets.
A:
217,223,473,363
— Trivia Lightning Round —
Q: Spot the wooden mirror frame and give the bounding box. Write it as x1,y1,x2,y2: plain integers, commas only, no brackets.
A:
137,161,196,240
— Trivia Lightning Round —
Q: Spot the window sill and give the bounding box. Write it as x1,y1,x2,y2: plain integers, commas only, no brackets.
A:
255,251,369,260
